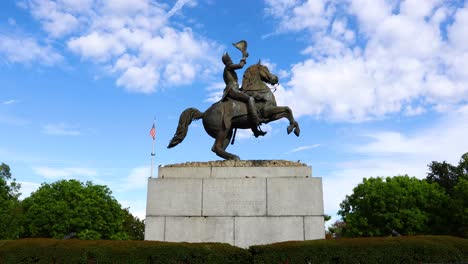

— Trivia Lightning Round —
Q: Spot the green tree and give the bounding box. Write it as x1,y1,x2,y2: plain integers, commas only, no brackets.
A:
21,179,129,239
327,220,346,238
0,163,22,239
452,178,468,237
427,161,459,194
426,153,468,194
338,175,448,237
426,153,468,237
121,208,145,240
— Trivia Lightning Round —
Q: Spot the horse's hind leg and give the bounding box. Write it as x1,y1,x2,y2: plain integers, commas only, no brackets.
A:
211,129,239,160
222,129,234,150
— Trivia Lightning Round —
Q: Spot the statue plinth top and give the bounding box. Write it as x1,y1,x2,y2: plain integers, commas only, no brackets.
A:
163,160,307,168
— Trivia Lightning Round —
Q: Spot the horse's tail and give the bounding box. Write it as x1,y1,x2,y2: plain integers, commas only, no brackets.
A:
168,108,204,148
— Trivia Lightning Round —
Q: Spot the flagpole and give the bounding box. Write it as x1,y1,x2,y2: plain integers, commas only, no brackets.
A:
150,118,156,178
150,136,155,178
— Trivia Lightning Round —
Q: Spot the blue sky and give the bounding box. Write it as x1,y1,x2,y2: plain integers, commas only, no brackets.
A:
1,0,467,224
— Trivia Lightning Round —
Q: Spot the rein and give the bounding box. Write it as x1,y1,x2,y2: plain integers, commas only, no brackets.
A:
242,84,278,93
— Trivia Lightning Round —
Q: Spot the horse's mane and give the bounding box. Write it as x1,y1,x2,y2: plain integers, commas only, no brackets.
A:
242,64,264,91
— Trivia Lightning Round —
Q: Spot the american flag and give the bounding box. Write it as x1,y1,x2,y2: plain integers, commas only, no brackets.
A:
149,122,156,140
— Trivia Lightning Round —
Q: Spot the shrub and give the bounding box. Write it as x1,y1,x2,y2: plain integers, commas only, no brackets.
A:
250,236,468,264
0,236,466,264
0,238,251,264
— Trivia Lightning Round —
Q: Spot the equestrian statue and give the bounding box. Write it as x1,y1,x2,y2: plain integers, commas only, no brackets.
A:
168,40,300,160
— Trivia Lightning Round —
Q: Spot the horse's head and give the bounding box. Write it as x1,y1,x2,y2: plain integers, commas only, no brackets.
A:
242,62,279,91
256,62,279,85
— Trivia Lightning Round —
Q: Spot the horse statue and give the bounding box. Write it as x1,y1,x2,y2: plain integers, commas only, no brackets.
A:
167,62,300,160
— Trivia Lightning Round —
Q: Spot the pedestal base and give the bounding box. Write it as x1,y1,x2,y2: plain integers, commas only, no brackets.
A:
145,160,325,248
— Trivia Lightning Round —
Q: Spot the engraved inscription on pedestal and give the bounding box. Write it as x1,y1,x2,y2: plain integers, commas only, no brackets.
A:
203,178,266,216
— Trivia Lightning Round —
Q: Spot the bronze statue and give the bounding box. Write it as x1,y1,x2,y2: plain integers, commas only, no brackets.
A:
168,40,300,160
221,41,263,135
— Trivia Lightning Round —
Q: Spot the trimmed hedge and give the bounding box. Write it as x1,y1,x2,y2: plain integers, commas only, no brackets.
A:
0,236,466,264
250,236,468,264
0,239,251,264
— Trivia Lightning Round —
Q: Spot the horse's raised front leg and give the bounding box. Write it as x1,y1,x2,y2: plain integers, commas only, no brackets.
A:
262,105,300,136
211,129,239,160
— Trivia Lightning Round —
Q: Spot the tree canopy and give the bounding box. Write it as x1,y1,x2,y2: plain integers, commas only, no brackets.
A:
21,179,137,240
122,208,145,240
338,175,447,237
426,153,468,237
337,152,468,238
426,153,468,195
0,163,22,239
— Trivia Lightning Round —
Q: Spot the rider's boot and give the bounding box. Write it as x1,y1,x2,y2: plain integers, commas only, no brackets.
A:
253,126,267,137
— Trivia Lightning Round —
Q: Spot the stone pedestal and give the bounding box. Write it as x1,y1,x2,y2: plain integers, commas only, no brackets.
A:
144,160,325,248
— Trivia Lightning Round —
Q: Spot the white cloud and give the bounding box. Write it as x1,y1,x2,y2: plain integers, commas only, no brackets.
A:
18,181,41,200
42,123,82,136
355,105,468,161
68,32,126,62
321,104,468,221
265,0,331,32
34,166,98,179
25,0,91,37
1,100,18,105
204,82,224,103
166,0,197,19
0,34,62,66
116,65,159,93
289,144,320,153
448,6,468,51
265,1,468,121
404,105,426,116
276,57,379,121
120,199,147,220
101,0,150,15
22,0,220,93
120,166,150,191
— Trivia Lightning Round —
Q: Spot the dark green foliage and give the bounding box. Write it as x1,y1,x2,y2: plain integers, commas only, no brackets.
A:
21,180,126,239
426,152,468,237
327,220,346,238
0,239,251,264
0,236,466,264
452,177,468,237
338,175,448,237
121,208,145,240
337,153,468,238
426,153,468,195
1,164,143,240
250,236,468,264
0,163,22,239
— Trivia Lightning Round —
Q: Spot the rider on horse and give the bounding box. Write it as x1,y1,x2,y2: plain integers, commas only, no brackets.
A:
221,41,266,137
